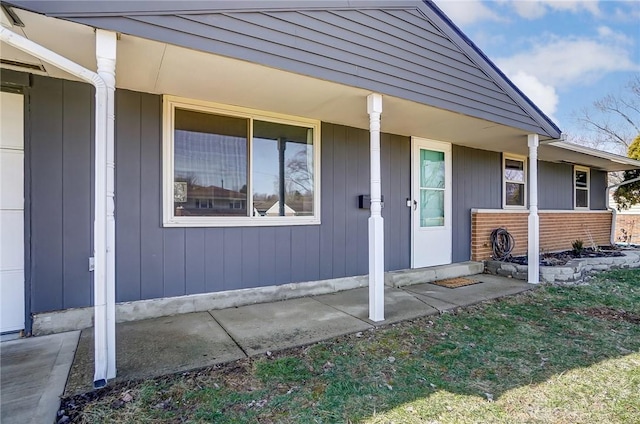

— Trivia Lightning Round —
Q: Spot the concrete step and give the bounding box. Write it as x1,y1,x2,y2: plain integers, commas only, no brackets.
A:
385,261,484,288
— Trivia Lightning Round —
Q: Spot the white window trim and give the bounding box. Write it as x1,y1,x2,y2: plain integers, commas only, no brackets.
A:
162,95,321,227
574,165,590,210
502,154,527,209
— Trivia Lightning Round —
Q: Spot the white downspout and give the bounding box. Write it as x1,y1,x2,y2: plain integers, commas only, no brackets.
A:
367,93,384,322
0,27,116,386
606,176,640,245
527,134,540,284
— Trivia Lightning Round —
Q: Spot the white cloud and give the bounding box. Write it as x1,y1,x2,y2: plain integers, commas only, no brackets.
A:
612,4,640,23
596,25,633,45
434,0,502,25
495,33,639,87
509,0,600,20
508,71,559,120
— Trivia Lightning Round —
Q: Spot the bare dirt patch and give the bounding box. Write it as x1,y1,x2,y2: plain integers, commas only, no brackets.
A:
582,307,640,324
555,307,640,324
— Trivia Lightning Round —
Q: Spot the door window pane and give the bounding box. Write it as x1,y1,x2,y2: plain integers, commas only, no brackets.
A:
420,149,444,188
173,109,248,216
420,189,444,227
253,121,314,217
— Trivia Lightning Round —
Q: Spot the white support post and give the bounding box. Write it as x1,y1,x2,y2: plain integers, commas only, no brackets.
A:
95,29,117,384
527,134,540,284
367,93,384,322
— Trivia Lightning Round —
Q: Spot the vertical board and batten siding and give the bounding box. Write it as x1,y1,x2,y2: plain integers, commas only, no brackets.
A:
536,163,607,210
27,81,411,313
590,170,608,210
29,76,95,313
55,6,554,136
538,161,573,210
451,145,502,262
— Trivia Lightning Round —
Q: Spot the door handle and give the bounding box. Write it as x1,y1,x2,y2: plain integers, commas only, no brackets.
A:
413,200,417,210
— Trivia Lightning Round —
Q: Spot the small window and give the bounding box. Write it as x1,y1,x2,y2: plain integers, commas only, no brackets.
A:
503,155,527,208
164,96,320,227
574,166,590,209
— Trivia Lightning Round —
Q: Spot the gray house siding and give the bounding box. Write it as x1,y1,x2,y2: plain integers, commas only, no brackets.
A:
28,75,95,313
590,170,608,210
536,163,607,211
538,161,573,210
10,1,559,138
114,95,412,303
19,71,604,315
25,76,411,313
451,146,502,262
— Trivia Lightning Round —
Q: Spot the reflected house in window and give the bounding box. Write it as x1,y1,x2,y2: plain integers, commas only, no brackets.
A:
266,201,295,216
252,200,304,217
175,182,247,216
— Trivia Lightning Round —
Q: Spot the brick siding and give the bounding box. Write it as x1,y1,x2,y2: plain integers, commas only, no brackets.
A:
471,210,612,261
615,214,640,244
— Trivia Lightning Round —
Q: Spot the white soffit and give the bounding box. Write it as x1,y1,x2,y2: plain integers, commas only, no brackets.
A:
539,142,640,172
0,8,95,80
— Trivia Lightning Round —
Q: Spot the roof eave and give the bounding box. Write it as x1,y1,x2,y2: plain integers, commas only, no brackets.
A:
544,141,640,172
420,0,561,139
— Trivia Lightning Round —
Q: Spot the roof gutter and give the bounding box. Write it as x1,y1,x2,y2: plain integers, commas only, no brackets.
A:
606,176,640,245
0,27,115,387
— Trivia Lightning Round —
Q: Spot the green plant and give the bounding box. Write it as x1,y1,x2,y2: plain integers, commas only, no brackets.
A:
572,239,585,256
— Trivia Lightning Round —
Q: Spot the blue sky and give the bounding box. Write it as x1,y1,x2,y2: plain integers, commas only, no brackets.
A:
434,0,640,151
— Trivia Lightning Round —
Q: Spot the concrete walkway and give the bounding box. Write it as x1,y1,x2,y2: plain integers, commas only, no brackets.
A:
1,330,79,424
1,273,531,423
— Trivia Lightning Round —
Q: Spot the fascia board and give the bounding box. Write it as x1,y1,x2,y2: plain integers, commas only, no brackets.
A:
418,0,562,139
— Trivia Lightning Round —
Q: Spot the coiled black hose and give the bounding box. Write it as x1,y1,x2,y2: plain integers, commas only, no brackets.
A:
490,228,514,261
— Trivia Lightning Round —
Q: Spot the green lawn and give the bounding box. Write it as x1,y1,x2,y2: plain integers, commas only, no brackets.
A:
64,269,640,423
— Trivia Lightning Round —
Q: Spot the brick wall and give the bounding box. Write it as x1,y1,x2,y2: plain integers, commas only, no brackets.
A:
615,214,640,244
471,210,612,261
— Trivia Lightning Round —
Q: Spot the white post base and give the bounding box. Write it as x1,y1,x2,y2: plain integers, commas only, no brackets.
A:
527,212,540,284
527,133,540,285
368,215,384,321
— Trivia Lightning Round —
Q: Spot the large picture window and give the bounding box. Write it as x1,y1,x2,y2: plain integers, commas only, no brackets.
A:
163,96,320,227
503,155,527,208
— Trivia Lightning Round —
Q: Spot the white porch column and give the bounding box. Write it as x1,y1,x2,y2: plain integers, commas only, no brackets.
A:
527,134,540,284
95,29,117,384
367,93,384,321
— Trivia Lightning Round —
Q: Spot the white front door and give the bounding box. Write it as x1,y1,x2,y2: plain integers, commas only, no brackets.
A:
0,91,25,333
411,137,452,268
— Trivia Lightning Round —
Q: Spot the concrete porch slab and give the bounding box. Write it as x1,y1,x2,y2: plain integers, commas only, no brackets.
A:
1,331,80,424
210,297,373,356
405,292,461,312
386,261,484,287
64,312,244,397
314,286,439,325
476,274,533,299
404,274,531,311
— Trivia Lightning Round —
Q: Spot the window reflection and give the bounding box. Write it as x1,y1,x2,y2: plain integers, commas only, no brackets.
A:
253,121,314,217
504,157,525,207
173,109,248,216
504,159,525,182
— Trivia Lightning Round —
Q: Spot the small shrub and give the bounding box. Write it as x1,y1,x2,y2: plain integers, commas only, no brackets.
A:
572,239,584,256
